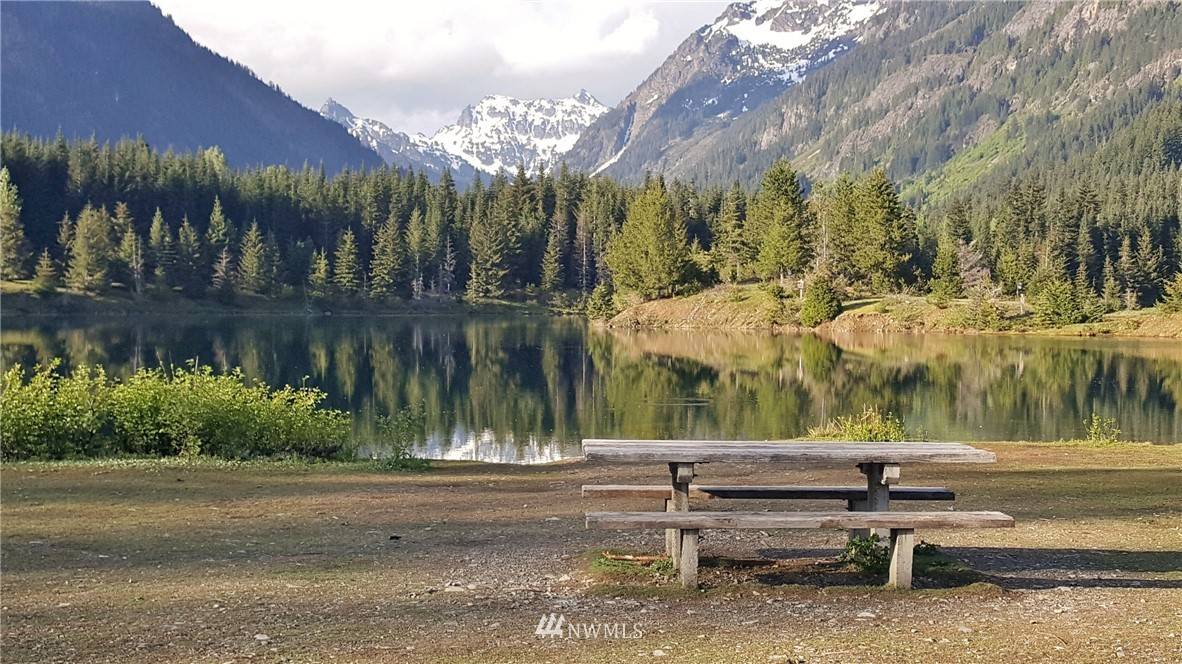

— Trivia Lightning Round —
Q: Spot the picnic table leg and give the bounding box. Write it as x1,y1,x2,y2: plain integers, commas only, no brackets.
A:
679,528,699,589
668,462,693,570
856,463,897,543
887,528,915,589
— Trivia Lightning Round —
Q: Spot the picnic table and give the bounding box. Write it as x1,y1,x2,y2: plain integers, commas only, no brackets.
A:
581,439,1012,589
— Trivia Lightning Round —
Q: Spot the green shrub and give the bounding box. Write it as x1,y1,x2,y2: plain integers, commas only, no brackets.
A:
950,286,1005,331
799,278,842,327
839,535,889,574
372,401,429,470
1083,413,1122,445
807,405,908,441
1,361,351,460
1159,272,1182,313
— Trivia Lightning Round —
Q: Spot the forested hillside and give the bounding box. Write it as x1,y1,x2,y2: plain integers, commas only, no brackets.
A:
616,2,1182,209
0,1,382,173
2,133,1179,325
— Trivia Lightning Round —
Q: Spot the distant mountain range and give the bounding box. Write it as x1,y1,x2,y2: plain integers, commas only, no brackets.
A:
566,0,884,178
321,92,607,182
3,0,1178,200
0,1,382,173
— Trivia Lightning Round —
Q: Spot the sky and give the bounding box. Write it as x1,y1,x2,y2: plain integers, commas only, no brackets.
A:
155,0,729,136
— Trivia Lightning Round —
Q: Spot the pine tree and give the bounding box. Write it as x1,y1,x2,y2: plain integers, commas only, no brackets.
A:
117,227,145,295
32,249,58,295
65,205,113,292
1101,256,1121,312
851,169,911,292
332,228,361,296
1159,272,1182,314
307,249,332,300
175,218,204,296
205,196,234,258
148,209,174,290
715,183,749,283
928,236,963,304
368,219,403,300
604,183,690,299
466,209,508,300
405,208,428,297
235,221,268,294
210,246,234,301
57,213,73,260
0,166,30,279
540,208,567,292
751,161,809,284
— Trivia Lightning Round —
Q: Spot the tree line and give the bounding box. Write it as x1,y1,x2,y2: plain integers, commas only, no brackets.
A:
1,132,1179,317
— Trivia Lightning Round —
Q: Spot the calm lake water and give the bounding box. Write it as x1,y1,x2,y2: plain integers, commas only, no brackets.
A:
2,315,1179,461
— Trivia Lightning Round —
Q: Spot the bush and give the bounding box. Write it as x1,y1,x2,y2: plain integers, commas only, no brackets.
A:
1083,413,1122,445
372,401,430,470
951,286,1005,331
839,535,889,574
807,405,909,441
799,278,842,327
1159,272,1182,313
1,361,351,460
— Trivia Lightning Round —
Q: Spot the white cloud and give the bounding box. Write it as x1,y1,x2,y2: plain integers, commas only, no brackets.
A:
154,0,727,134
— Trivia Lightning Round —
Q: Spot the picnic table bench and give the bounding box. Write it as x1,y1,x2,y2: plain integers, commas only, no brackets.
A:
581,439,1013,589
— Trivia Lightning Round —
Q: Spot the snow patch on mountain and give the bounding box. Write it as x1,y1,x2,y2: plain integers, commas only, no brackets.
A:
322,91,606,178
431,90,608,175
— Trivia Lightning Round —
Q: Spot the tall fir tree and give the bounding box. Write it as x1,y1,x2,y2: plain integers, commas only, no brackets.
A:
466,208,508,300
0,166,30,279
205,196,234,259
235,221,269,294
66,205,113,292
604,183,690,299
715,183,749,283
147,209,174,289
851,169,912,292
175,217,204,296
332,228,361,296
307,249,331,300
368,218,403,300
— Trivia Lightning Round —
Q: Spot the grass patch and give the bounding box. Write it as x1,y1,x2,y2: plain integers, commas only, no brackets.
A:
589,550,675,579
807,405,910,441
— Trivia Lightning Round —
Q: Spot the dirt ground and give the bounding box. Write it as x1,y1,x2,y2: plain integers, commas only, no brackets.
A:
2,443,1180,663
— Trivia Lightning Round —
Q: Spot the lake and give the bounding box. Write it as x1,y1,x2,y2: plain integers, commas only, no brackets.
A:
2,315,1179,461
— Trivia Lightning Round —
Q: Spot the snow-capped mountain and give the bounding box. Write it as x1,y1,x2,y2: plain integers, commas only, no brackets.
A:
320,91,607,180
432,90,608,175
319,98,476,182
565,0,884,178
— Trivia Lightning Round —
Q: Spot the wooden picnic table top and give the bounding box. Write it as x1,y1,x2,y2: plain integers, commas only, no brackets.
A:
581,440,996,464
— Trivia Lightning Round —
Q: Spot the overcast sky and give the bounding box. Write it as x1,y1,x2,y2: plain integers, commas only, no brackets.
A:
155,0,729,136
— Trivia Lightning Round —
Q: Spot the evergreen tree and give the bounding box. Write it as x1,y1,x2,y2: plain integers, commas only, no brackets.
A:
65,205,113,292
466,208,508,299
799,276,843,326
1159,272,1182,313
405,208,428,297
439,234,457,295
175,218,204,296
117,227,145,295
751,161,810,284
604,183,690,299
57,213,73,261
1101,256,1121,312
540,208,567,292
210,246,234,301
332,228,361,296
235,221,268,294
368,219,403,300
147,209,174,289
851,169,911,292
205,195,234,258
928,236,963,303
307,249,331,300
714,183,749,283
0,166,30,279
32,248,58,295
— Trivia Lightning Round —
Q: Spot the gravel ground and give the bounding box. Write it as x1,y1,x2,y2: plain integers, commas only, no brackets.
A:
1,443,1179,663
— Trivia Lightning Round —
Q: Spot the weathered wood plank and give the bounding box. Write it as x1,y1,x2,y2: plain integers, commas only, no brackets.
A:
668,463,692,569
582,440,996,464
581,485,956,501
888,528,915,589
586,510,1014,530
